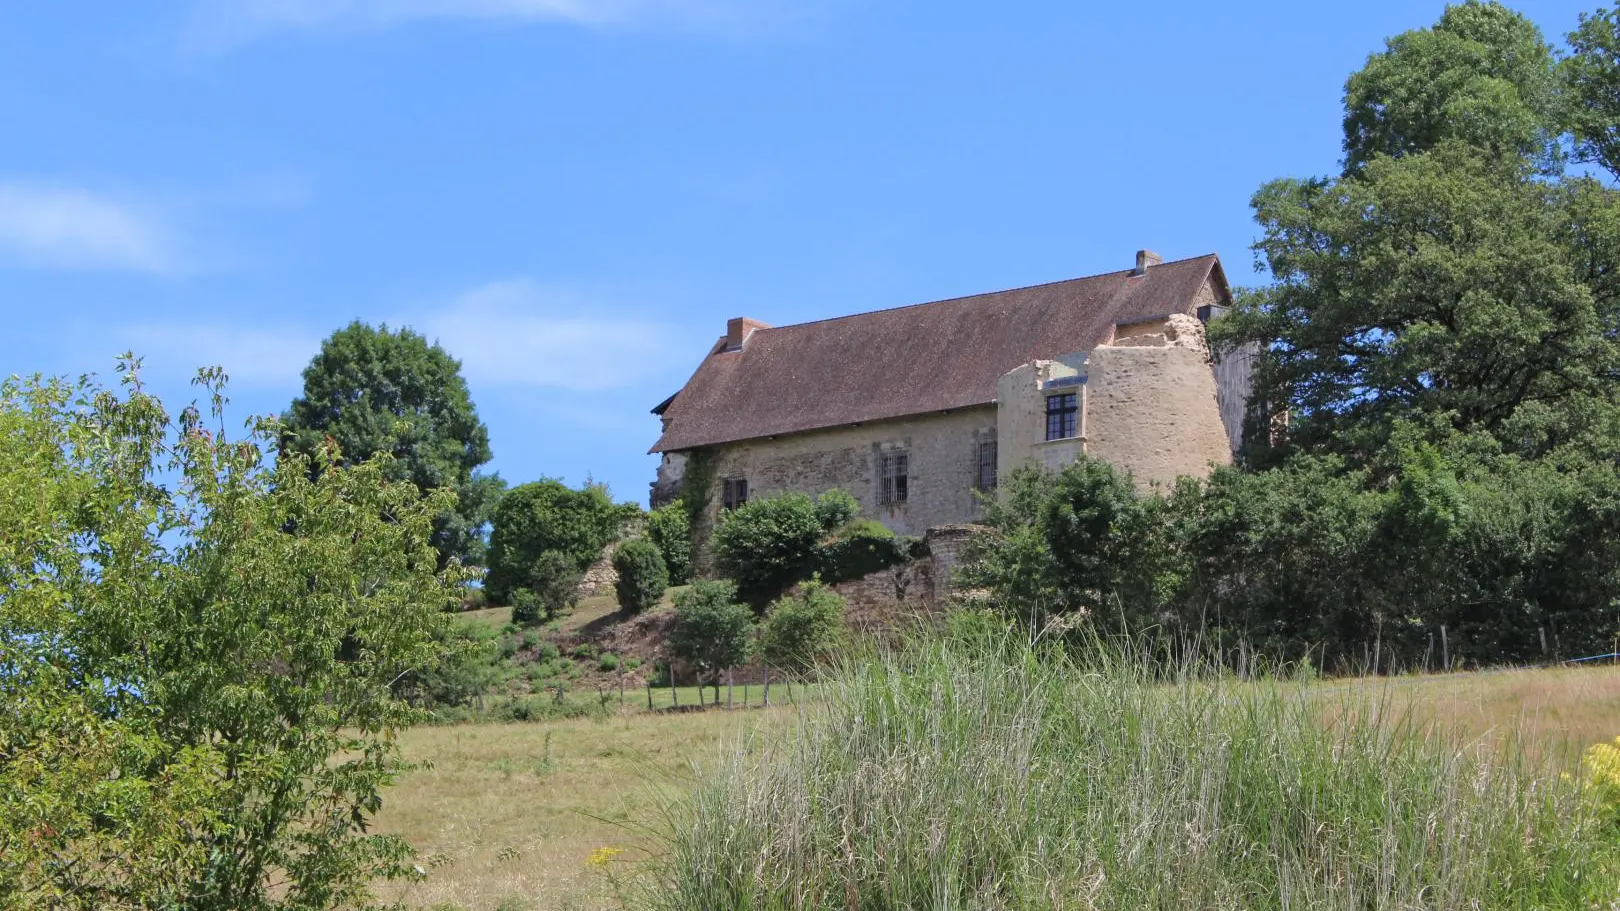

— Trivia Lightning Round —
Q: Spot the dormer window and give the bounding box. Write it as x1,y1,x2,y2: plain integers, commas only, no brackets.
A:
1046,393,1079,441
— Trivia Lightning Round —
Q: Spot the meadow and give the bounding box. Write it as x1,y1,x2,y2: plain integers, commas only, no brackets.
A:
374,653,1620,911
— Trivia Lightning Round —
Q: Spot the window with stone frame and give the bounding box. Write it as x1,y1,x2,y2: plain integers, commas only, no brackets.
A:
721,477,748,511
878,450,909,505
975,439,998,491
1046,392,1079,441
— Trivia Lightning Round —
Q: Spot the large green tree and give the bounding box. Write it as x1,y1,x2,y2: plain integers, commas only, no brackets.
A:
1217,2,1620,465
1,363,459,910
282,321,502,569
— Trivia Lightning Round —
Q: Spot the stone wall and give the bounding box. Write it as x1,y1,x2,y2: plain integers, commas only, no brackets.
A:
828,524,993,633
705,406,999,536
575,542,619,598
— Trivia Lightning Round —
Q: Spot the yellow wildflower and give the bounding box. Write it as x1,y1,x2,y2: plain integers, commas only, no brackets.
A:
587,846,625,869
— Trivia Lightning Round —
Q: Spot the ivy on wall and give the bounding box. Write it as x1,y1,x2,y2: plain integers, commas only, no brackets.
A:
679,447,717,578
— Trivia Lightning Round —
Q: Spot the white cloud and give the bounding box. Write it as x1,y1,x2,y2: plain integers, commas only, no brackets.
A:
0,183,181,273
420,278,690,393
120,324,322,388
188,0,810,44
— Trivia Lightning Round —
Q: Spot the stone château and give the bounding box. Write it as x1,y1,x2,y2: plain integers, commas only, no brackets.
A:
648,250,1251,535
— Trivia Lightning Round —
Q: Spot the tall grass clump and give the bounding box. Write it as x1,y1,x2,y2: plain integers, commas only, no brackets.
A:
640,634,1618,910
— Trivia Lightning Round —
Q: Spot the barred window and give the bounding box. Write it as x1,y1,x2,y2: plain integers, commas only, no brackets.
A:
721,477,748,510
879,450,908,505
1046,392,1078,441
975,439,998,491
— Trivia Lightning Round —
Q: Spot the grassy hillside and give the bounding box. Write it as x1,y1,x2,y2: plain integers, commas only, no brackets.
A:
374,659,1620,911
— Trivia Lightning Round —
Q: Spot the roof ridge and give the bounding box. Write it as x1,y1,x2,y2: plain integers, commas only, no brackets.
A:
743,254,1218,336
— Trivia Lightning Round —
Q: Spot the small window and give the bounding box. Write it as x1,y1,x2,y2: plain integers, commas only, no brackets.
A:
721,477,748,510
879,450,908,505
975,439,998,491
1046,392,1078,441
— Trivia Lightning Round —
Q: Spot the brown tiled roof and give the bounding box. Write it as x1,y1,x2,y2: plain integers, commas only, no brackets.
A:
650,254,1229,453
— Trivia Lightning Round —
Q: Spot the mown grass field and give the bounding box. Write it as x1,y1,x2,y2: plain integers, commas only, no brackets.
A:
375,661,1620,911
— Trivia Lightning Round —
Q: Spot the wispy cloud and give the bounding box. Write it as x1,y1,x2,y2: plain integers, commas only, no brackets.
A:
187,0,816,45
0,183,182,274
419,278,692,393
120,324,323,388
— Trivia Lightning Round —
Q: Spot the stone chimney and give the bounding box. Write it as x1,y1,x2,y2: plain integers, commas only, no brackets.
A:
1133,249,1164,275
725,317,769,351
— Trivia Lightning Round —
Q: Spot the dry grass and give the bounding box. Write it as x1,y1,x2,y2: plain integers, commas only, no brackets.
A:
374,706,781,911
376,661,1620,910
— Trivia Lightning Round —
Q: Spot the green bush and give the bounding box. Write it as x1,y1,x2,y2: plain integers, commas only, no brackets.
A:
612,538,669,615
533,640,560,661
813,489,860,530
719,486,881,606
669,581,757,703
570,643,597,660
510,588,543,626
599,653,621,672
643,635,1619,909
760,580,847,675
486,479,623,603
816,518,917,584
646,504,693,585
508,551,581,626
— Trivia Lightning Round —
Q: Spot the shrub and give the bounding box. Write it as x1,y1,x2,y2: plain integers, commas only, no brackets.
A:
395,618,505,709
643,635,1619,908
646,504,693,585
612,538,669,615
813,489,860,530
460,586,489,611
570,643,597,660
509,588,543,626
533,640,560,661
711,493,826,610
759,580,847,675
599,653,621,672
485,479,622,603
518,550,582,624
816,518,917,584
669,581,757,702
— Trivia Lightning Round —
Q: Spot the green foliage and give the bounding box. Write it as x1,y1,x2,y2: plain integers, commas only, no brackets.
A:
1342,1,1560,173
669,581,757,701
1562,7,1620,181
815,518,918,585
759,581,848,675
612,538,669,615
599,653,622,672
711,492,826,609
281,320,501,570
646,504,693,585
486,480,620,603
965,457,1177,632
710,488,905,609
644,635,1620,909
509,588,543,626
813,488,860,530
972,446,1620,670
395,619,507,711
1,363,459,910
679,448,718,571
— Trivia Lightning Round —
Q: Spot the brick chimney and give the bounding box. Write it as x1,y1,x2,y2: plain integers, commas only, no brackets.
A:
1133,249,1164,276
725,317,769,351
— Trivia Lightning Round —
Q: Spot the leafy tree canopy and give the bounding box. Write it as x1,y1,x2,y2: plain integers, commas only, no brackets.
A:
1215,2,1620,466
282,321,500,569
668,581,756,702
1,363,459,910
485,479,624,604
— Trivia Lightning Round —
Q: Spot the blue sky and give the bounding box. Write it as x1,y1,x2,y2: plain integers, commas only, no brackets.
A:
0,0,1597,505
